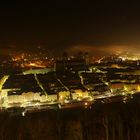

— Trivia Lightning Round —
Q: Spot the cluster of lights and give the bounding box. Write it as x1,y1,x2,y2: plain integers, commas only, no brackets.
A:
119,55,140,61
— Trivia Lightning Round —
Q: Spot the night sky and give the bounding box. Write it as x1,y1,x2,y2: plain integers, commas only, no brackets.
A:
0,1,140,55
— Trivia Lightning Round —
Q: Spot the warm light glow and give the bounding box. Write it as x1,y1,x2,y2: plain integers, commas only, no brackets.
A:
84,102,88,106
137,85,140,91
25,62,46,68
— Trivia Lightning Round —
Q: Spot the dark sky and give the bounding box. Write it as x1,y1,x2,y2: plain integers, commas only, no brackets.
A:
0,1,140,55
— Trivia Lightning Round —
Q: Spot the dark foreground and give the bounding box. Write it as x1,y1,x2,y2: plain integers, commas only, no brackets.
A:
0,95,140,140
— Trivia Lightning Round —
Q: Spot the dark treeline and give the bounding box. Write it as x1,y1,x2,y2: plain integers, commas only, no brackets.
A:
0,96,140,140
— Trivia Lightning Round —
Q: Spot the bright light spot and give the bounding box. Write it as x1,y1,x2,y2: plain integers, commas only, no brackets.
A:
84,102,88,106
30,63,36,66
137,85,140,91
22,111,26,117
60,96,63,99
